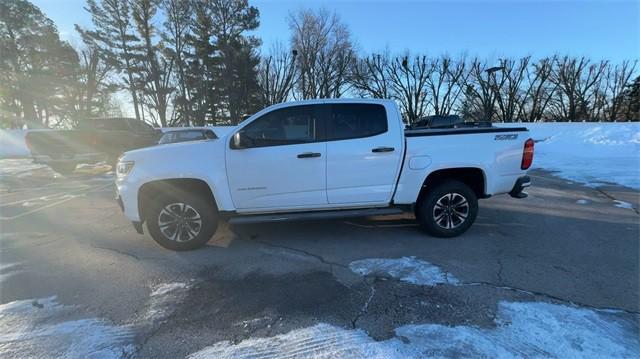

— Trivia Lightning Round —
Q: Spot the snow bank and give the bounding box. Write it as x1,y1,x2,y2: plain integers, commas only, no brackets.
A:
188,301,639,358
0,281,192,358
0,129,30,158
349,257,459,286
500,122,640,189
0,297,135,358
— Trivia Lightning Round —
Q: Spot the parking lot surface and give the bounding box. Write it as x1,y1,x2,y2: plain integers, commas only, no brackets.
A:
1,159,638,357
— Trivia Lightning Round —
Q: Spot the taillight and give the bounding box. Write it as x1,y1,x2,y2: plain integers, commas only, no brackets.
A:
521,138,534,170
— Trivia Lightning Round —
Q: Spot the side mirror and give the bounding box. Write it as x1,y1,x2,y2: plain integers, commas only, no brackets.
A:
232,131,251,149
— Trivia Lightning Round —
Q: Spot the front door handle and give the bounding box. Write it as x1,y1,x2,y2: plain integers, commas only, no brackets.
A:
372,146,395,153
297,152,321,158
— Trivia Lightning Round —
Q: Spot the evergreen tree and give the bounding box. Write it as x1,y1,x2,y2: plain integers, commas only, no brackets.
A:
185,0,261,125
131,0,173,126
621,76,640,120
162,0,192,125
77,0,143,120
185,0,218,125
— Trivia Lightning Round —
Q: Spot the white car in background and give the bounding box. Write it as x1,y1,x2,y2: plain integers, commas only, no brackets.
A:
159,126,237,145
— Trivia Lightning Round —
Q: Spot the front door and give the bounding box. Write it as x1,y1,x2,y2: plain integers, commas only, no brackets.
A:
226,104,327,211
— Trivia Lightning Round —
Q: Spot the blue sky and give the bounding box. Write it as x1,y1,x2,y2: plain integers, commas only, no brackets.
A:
34,0,639,63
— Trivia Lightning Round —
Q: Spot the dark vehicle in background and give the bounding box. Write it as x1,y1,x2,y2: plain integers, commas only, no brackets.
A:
410,115,465,129
25,117,161,175
158,127,217,145
409,115,496,130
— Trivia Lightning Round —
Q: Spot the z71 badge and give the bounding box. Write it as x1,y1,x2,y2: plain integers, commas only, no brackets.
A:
494,134,518,141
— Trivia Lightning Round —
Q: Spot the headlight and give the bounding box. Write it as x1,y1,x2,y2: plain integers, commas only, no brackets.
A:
116,161,135,178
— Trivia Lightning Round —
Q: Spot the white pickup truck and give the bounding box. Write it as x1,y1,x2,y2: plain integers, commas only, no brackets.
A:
116,99,533,250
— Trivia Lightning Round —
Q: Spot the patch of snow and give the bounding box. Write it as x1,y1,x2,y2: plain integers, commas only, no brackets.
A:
349,257,459,286
613,200,634,209
500,123,640,189
188,301,639,359
576,199,590,205
0,297,135,358
145,281,191,321
188,323,404,359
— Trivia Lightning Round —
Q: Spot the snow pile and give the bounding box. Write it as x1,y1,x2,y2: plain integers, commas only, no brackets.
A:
613,200,634,209
0,297,135,358
349,257,459,286
188,301,638,358
501,122,640,189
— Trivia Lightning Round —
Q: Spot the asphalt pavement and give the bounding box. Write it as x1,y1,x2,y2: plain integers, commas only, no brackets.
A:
0,159,638,358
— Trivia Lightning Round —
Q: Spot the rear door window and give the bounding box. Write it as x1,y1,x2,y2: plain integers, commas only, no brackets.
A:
327,104,387,141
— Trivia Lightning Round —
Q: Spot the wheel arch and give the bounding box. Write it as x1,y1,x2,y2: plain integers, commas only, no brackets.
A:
417,167,486,205
138,178,218,223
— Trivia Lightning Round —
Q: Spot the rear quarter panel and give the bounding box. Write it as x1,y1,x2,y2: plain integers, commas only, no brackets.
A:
394,129,530,204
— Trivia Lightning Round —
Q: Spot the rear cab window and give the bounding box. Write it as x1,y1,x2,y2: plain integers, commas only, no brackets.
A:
327,104,388,141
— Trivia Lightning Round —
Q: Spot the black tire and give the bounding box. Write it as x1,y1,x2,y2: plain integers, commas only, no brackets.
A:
49,162,77,175
146,193,218,251
416,180,478,238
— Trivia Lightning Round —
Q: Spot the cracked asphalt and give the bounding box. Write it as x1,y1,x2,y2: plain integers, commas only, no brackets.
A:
0,160,638,357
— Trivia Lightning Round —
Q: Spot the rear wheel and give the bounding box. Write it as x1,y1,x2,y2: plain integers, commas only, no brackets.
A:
416,180,478,238
49,162,77,175
146,193,218,251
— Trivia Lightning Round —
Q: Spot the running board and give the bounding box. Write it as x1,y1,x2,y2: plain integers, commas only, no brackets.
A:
228,207,405,225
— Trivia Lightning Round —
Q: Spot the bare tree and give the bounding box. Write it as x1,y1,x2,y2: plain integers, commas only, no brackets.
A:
493,57,529,122
550,56,608,121
517,57,556,122
350,51,392,99
289,8,354,99
462,59,505,122
258,43,298,106
388,54,432,123
75,45,116,119
426,55,467,116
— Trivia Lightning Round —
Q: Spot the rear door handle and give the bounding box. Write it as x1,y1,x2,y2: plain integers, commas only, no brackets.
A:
372,146,395,153
297,152,321,158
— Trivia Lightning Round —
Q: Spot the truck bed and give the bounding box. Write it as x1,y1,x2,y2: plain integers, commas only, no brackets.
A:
405,126,528,137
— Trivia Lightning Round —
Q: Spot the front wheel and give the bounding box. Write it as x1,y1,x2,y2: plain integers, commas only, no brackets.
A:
146,193,218,251
416,180,478,238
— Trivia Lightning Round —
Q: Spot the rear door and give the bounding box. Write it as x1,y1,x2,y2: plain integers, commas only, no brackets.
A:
325,103,403,204
225,104,328,211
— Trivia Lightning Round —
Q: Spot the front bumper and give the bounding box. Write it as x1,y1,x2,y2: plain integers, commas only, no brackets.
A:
509,175,531,198
116,194,144,234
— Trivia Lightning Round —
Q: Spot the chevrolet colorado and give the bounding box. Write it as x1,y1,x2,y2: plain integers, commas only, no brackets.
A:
116,99,533,250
